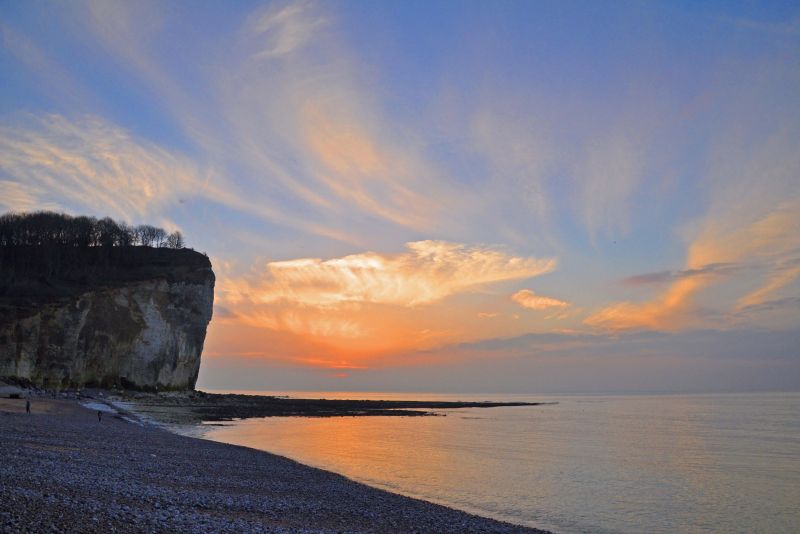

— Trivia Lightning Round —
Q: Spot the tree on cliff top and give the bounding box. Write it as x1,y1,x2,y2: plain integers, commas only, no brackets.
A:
0,211,186,249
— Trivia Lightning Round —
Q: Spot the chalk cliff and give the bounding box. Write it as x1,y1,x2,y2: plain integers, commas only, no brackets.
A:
0,247,214,390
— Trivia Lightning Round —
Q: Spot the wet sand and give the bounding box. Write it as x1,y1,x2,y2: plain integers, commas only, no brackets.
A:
0,397,547,533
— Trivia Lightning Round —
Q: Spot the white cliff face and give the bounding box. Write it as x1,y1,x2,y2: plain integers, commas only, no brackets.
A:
0,271,214,390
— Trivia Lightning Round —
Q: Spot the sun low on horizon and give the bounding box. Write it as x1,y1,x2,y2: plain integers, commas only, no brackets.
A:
1,0,799,394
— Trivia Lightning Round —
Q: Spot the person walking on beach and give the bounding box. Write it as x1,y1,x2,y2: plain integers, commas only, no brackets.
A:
25,398,30,414
97,410,102,422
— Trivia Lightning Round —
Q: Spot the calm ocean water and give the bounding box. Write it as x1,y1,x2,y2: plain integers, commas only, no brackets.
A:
185,391,800,533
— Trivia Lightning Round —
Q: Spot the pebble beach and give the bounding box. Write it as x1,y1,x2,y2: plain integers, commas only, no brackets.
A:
0,397,546,533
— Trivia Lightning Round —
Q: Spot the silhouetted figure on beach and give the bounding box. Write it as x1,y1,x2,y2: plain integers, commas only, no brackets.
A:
97,410,102,422
26,399,30,414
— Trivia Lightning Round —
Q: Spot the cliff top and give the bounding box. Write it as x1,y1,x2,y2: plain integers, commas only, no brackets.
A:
0,245,213,325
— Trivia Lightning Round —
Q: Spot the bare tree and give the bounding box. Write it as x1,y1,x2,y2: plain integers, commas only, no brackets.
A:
117,223,135,246
166,231,184,249
137,225,160,247
96,218,121,247
153,228,168,248
0,211,180,250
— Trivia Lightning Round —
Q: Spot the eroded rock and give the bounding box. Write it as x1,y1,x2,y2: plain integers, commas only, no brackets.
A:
0,248,214,390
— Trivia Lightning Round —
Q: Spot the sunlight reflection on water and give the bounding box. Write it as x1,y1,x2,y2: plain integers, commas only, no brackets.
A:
192,392,800,534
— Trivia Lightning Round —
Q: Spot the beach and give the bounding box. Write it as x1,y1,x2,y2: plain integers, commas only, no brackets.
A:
0,397,544,533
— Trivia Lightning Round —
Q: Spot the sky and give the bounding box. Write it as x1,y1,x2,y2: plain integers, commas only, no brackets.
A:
1,0,799,394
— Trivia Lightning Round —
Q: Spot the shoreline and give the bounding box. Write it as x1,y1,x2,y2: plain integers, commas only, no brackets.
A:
1,396,550,533
104,389,552,424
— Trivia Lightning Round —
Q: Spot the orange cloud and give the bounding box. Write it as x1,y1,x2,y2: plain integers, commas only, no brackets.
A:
512,289,569,310
585,277,705,331
222,240,556,309
214,241,558,366
587,198,800,331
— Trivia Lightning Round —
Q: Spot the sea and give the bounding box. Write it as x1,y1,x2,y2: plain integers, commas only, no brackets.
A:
178,391,800,534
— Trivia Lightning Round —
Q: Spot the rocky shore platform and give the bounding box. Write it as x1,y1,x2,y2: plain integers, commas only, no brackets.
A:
111,390,550,424
0,397,548,533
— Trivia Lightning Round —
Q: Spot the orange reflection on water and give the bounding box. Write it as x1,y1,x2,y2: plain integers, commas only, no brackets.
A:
195,394,800,533
204,414,462,495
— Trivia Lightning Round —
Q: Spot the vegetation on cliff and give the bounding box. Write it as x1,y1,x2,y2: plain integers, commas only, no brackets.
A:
0,212,215,390
0,211,210,324
0,211,184,248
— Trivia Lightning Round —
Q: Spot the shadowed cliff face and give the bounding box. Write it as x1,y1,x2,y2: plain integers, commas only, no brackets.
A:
0,247,214,390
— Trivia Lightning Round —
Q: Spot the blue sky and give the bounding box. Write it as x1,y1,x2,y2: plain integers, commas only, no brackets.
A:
1,1,799,393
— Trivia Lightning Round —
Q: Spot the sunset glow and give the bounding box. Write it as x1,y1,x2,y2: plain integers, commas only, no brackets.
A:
2,0,799,392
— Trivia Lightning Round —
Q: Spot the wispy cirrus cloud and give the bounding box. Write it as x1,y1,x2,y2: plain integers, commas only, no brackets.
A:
588,190,800,332
247,0,328,59
585,61,800,333
203,0,458,239
467,108,554,231
14,0,662,250
0,113,363,244
512,289,569,310
0,180,57,212
578,133,647,242
4,0,800,388
77,0,359,243
299,101,439,230
0,114,205,220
